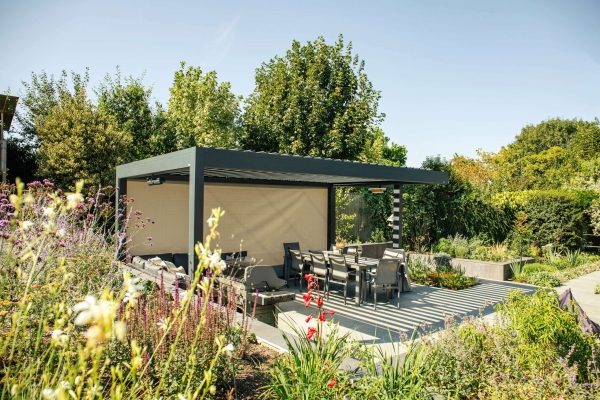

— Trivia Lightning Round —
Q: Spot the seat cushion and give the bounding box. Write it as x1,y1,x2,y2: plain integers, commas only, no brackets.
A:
139,253,174,264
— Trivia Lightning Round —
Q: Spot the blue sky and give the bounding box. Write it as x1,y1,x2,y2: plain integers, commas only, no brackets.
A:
3,0,599,167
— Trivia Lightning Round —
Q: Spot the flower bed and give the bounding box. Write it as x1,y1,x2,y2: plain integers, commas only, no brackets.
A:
408,253,535,281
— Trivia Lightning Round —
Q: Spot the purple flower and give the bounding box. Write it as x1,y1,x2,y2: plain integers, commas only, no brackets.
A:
147,237,152,241
86,214,94,219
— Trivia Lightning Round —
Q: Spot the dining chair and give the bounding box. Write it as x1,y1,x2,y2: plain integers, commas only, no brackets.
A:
283,242,300,285
288,249,306,291
366,258,400,310
382,248,411,292
328,254,358,305
310,252,329,298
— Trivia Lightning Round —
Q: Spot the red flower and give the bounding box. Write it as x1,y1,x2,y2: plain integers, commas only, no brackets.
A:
302,291,312,307
316,297,324,308
319,312,326,322
306,327,317,341
305,314,313,323
327,380,336,387
325,310,335,315
304,274,313,282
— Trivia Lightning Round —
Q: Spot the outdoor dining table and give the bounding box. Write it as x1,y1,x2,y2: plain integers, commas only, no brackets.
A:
301,251,379,306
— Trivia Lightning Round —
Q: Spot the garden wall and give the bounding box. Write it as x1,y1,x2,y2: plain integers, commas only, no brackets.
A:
408,253,535,281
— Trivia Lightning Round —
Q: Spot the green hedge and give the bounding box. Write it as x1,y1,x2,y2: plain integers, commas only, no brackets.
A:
494,190,598,250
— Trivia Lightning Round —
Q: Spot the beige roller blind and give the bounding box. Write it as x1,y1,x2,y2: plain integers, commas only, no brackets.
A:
126,180,189,256
205,183,327,266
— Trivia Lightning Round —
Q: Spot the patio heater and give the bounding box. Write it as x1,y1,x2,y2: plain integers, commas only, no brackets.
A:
0,94,19,184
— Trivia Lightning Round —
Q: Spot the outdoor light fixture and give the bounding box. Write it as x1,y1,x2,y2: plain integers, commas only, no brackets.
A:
146,176,165,186
368,187,387,194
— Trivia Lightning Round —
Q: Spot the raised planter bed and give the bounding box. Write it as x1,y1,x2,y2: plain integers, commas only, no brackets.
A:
408,253,535,281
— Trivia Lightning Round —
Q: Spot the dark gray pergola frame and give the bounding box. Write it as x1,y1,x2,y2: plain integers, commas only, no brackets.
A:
116,147,448,275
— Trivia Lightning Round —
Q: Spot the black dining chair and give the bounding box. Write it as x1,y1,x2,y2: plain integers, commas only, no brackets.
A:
288,249,306,291
309,252,329,298
366,258,400,310
328,254,358,305
283,242,300,285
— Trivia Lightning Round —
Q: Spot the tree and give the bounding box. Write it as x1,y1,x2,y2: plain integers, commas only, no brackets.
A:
241,35,384,160
95,68,171,160
36,88,132,190
484,118,600,191
167,63,242,149
359,127,407,166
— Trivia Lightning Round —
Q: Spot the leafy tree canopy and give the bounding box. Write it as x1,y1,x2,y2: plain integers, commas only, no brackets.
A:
167,62,242,149
483,118,600,191
95,68,171,160
359,127,407,166
36,87,131,190
241,35,385,160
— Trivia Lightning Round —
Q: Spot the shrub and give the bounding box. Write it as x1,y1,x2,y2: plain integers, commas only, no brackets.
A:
553,262,600,282
595,283,600,295
427,289,600,398
527,271,562,287
407,257,479,290
523,263,555,275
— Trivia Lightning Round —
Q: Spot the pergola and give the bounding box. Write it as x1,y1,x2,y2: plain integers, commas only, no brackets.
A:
116,147,448,275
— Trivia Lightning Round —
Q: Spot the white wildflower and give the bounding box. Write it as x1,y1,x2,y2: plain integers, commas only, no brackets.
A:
60,381,71,390
224,343,235,357
24,194,35,204
74,376,82,386
42,388,58,399
114,321,127,342
209,385,216,395
22,221,34,231
72,295,115,327
156,318,167,330
43,207,56,217
66,192,83,209
51,329,68,347
56,228,66,237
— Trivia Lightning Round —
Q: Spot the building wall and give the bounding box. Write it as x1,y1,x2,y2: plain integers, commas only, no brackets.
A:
204,183,327,266
127,181,328,266
127,180,189,256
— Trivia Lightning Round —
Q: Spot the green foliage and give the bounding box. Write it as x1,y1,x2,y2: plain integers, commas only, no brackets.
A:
527,271,562,287
264,322,351,400
427,289,600,398
359,127,407,166
407,256,479,290
335,188,358,242
486,118,600,191
168,62,242,149
6,137,37,183
589,201,600,235
369,227,386,243
553,261,600,282
433,234,515,262
241,35,384,160
361,186,393,242
36,88,132,190
522,263,555,275
521,191,589,250
595,283,600,295
403,156,512,251
95,67,172,160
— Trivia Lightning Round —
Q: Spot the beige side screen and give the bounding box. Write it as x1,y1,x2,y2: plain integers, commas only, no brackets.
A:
205,183,327,266
127,180,189,256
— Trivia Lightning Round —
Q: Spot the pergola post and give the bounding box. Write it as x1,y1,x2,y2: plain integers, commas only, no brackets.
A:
327,185,336,250
188,148,204,276
392,184,403,249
